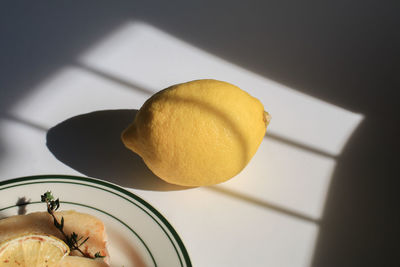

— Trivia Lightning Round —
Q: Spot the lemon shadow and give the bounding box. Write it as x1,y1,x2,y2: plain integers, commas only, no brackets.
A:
47,93,251,189
46,109,190,191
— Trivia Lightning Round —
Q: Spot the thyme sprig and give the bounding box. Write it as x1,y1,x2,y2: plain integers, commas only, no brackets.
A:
41,191,104,259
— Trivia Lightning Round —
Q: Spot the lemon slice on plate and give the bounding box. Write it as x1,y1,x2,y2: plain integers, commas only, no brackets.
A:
0,233,69,267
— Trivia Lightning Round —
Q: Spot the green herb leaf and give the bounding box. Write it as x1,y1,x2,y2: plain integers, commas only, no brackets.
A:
41,191,54,202
94,252,105,258
79,236,90,247
41,191,95,259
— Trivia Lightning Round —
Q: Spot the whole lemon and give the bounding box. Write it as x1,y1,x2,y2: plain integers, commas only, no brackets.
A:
122,79,270,186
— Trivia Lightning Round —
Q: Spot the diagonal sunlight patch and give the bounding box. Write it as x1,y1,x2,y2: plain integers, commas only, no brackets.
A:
77,21,363,267
79,21,363,157
4,20,364,267
9,66,150,129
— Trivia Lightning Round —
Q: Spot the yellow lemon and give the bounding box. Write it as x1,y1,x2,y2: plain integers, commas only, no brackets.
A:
0,233,69,267
122,79,270,186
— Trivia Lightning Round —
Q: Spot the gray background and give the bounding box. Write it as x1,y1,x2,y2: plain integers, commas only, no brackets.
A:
1,1,398,266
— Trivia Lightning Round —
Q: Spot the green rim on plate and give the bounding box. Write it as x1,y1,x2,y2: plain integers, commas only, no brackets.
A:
0,174,192,267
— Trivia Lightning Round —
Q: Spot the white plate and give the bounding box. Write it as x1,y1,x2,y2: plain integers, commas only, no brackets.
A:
0,175,191,267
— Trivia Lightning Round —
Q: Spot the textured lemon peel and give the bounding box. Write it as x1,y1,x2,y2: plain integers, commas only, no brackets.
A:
122,79,270,186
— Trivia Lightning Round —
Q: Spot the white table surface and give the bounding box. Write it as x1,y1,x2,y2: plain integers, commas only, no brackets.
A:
0,21,364,267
